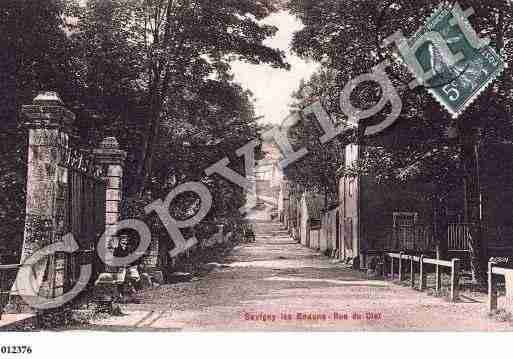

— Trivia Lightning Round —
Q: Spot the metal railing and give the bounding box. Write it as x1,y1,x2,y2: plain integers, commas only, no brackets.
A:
391,225,434,251
448,224,513,251
448,223,471,251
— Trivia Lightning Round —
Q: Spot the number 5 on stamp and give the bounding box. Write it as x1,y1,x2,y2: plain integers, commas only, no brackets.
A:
399,3,505,118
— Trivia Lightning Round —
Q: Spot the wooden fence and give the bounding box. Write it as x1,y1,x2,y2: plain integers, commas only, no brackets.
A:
385,252,461,302
488,261,513,313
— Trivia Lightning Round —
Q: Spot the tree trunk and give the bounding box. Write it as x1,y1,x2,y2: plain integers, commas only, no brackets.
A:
434,196,448,260
132,0,176,197
136,99,162,196
460,127,486,286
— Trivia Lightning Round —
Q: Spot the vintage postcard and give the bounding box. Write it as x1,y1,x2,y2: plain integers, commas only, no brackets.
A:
1,0,513,357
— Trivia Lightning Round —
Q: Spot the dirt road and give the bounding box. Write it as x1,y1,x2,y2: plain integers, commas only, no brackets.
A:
85,219,512,331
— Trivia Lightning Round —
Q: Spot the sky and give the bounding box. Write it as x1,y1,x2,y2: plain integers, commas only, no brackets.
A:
230,11,319,125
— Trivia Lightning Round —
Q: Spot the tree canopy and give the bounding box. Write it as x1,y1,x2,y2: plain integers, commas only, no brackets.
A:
0,0,290,259
286,0,513,282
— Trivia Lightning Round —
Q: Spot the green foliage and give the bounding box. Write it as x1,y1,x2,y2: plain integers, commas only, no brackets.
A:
282,69,345,200
1,0,289,258
287,0,513,280
0,0,74,258
287,0,513,194
67,0,289,194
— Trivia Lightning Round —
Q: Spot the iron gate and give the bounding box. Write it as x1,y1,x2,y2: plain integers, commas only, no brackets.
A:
49,148,106,297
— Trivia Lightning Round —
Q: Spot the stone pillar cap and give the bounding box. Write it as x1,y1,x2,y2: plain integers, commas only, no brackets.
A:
33,91,64,106
94,137,127,166
21,91,75,128
100,137,120,149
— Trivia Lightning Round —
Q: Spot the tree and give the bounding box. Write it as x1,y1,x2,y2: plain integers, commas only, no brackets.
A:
283,69,346,205
0,0,76,259
68,0,290,194
287,0,513,284
2,0,289,269
66,0,286,268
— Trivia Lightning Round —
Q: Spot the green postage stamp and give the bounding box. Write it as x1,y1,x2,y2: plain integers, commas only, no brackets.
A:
402,3,505,118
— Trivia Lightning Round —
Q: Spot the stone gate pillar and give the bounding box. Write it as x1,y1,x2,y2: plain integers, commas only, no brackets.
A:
18,92,74,296
94,137,127,268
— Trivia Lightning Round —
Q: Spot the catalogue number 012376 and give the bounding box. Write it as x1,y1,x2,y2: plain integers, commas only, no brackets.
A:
0,345,32,355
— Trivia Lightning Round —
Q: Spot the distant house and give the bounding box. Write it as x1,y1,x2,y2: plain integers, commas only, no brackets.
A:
279,181,338,254
280,124,513,267
320,204,339,255
280,143,433,264
339,144,433,267
299,192,324,250
287,188,302,241
255,157,274,207
277,179,290,224
255,142,283,212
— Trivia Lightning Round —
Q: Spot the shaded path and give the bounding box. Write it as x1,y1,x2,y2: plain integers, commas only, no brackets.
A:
84,218,512,331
